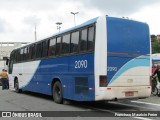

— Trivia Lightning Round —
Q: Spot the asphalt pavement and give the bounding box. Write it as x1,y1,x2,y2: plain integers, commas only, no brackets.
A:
138,94,160,104
0,86,160,120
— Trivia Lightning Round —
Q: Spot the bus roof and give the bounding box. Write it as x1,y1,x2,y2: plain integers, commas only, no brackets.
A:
32,16,147,44
40,17,98,42
13,16,147,50
52,17,98,36
13,17,98,50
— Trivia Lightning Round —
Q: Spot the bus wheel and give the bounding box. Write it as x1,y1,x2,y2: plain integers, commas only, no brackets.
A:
151,87,158,96
15,80,22,93
53,81,63,104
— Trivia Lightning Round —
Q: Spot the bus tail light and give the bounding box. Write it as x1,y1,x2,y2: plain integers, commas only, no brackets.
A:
107,87,111,90
99,75,107,87
150,76,152,86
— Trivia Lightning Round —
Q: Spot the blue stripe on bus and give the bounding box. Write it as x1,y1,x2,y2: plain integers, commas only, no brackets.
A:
22,53,95,101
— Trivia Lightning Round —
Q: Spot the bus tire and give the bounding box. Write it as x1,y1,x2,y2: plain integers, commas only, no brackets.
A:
15,79,22,93
53,81,63,104
151,87,158,96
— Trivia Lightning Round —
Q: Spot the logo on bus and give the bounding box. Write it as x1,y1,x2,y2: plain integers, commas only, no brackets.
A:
107,67,117,71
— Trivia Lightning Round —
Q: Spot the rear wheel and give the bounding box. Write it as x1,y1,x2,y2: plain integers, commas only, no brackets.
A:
152,87,158,96
15,79,22,93
53,81,63,104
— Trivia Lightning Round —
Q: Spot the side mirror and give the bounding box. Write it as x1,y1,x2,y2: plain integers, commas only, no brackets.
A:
6,58,9,65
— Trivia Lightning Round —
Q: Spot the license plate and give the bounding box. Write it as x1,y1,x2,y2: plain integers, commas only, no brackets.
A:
125,92,134,97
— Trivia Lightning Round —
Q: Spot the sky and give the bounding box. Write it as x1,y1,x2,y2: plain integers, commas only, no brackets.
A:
0,0,160,42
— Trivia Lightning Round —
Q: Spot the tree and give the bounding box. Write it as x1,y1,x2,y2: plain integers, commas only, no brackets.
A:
152,40,160,53
151,34,157,42
151,34,160,53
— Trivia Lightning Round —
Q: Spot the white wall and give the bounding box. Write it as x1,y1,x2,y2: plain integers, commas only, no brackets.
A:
0,61,7,71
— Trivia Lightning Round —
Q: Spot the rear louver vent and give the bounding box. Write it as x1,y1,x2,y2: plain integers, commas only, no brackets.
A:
75,77,89,95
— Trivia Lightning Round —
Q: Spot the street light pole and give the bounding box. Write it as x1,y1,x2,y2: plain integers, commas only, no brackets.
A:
56,22,62,32
34,24,37,41
71,12,79,26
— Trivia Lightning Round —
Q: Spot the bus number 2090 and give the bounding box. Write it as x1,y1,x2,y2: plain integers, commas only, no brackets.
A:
75,60,87,68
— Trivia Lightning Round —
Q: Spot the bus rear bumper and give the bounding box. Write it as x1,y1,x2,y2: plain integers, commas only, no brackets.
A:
95,86,151,101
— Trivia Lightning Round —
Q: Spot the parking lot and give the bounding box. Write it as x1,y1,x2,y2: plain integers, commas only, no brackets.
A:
137,94,160,104
0,86,160,120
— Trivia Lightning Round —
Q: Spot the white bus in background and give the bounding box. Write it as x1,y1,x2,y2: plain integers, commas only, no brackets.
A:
152,53,160,67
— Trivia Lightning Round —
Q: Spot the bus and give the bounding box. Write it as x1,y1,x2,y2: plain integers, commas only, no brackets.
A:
152,53,160,66
152,53,160,74
7,16,151,104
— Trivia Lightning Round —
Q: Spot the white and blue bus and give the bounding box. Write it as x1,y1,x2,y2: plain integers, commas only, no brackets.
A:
7,16,151,103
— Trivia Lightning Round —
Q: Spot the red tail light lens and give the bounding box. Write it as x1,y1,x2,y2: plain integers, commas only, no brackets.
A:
150,76,152,86
99,75,107,87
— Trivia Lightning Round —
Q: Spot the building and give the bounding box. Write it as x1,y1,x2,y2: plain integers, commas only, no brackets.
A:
157,35,160,40
0,42,29,70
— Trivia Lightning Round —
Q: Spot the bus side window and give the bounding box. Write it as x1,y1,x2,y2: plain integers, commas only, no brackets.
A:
48,38,56,56
42,40,48,58
56,37,61,56
61,34,70,55
20,48,24,62
71,31,79,53
80,28,87,52
36,42,42,58
30,44,36,60
24,47,29,61
34,45,36,59
14,50,18,63
29,46,32,60
88,26,95,51
9,51,15,74
16,49,21,62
